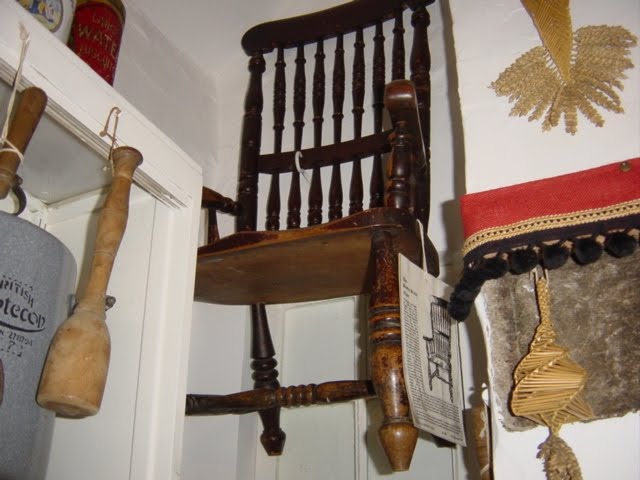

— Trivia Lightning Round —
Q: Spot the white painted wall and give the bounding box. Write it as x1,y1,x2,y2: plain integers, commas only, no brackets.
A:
449,0,640,478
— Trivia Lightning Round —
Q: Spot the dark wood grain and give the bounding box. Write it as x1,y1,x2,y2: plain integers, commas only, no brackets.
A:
328,160,343,221
196,208,421,305
392,7,405,81
259,131,391,174
251,304,285,455
186,380,375,415
409,3,432,175
287,45,306,230
267,46,287,231
241,0,433,54
370,21,386,208
368,230,418,471
349,28,365,215
329,33,345,220
237,52,265,232
386,116,412,210
202,186,241,215
308,40,325,226
202,187,241,243
332,34,345,145
409,4,433,264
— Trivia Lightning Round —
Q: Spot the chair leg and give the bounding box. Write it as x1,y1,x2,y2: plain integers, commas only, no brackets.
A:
250,304,286,455
368,231,418,472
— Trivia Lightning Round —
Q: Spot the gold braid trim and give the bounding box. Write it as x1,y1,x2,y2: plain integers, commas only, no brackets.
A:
462,198,640,256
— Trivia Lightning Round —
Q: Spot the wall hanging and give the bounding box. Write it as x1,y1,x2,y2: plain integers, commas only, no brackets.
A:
491,0,637,134
448,158,640,479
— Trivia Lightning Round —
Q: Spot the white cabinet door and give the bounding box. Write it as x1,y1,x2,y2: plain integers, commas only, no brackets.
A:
45,188,155,479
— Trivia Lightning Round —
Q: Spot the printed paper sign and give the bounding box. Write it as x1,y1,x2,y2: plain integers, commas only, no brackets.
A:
398,253,466,446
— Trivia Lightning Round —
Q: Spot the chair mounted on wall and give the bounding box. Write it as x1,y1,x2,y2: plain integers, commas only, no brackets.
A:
185,0,438,472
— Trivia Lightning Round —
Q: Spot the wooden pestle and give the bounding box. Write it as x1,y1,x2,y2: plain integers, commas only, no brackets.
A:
37,146,142,418
0,87,48,198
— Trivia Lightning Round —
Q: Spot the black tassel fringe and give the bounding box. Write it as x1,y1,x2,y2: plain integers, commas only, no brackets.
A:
449,231,639,321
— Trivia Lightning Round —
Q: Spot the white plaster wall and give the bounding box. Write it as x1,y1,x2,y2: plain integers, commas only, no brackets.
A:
450,0,640,479
451,0,640,194
114,3,217,172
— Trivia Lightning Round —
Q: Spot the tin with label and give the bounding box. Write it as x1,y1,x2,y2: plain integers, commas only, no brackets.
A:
0,212,77,480
16,0,77,42
68,0,126,85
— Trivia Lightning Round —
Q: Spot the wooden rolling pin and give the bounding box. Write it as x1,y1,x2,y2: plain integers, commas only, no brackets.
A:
0,87,48,212
37,146,142,418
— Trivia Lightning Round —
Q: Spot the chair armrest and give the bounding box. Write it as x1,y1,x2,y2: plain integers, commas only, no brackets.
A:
201,186,241,244
202,186,241,216
385,79,440,276
384,79,427,171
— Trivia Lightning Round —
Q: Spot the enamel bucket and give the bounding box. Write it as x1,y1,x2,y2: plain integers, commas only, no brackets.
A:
0,211,76,480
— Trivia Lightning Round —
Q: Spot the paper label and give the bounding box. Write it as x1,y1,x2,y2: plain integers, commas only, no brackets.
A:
399,253,466,446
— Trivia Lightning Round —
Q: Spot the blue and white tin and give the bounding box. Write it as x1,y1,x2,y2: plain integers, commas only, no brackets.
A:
16,0,77,42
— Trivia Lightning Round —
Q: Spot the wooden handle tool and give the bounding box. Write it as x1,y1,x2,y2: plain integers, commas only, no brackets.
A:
37,146,142,418
0,87,48,200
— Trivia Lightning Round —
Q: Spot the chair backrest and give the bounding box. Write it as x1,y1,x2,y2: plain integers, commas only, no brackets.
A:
431,297,450,335
235,0,435,233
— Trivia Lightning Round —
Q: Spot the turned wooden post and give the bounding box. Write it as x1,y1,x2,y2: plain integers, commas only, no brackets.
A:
369,230,417,471
237,52,265,232
409,2,433,235
251,304,285,455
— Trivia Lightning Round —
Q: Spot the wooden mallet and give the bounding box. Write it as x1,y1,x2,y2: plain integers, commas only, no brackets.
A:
37,146,142,418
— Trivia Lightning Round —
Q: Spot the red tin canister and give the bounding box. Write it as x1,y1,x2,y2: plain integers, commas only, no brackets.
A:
68,0,125,85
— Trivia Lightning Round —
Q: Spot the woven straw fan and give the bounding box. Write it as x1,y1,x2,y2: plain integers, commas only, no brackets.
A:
491,0,637,134
510,272,593,480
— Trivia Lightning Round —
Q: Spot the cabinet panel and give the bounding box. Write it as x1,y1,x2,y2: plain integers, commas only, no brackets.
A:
45,188,155,479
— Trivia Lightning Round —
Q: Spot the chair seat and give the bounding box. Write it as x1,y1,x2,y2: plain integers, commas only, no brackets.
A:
195,208,422,305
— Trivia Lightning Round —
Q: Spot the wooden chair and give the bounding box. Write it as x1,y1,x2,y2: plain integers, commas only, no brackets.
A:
424,297,454,402
186,0,438,471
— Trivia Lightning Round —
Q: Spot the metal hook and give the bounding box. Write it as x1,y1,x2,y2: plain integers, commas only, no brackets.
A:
99,106,122,174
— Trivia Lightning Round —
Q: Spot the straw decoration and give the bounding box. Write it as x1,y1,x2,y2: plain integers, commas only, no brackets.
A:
510,272,592,480
521,0,573,80
491,0,637,134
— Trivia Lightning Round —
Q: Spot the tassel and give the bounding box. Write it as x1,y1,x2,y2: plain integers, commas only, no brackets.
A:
572,237,603,264
604,231,637,258
508,247,539,274
541,242,570,270
537,433,584,480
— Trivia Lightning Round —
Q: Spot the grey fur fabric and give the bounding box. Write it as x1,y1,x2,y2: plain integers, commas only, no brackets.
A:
480,250,639,431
